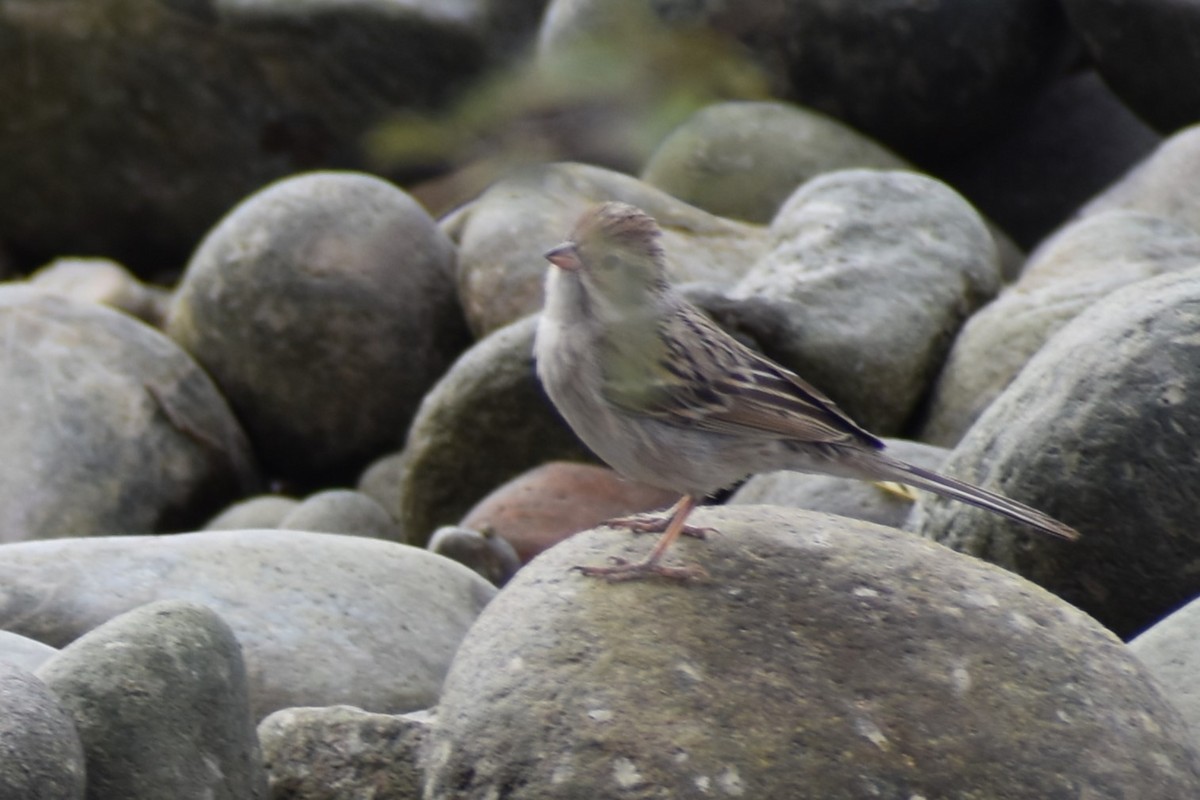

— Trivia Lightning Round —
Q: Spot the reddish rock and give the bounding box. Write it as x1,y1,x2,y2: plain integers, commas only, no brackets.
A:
460,462,678,562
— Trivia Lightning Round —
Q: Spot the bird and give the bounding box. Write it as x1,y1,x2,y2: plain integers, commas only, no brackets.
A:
534,201,1080,580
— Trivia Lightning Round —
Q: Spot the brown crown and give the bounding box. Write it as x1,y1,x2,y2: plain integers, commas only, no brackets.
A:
572,202,664,258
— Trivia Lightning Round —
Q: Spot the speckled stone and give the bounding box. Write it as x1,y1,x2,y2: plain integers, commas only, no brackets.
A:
425,506,1200,798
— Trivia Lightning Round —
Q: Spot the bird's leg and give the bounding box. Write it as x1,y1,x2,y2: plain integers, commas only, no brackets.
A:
574,495,707,581
603,495,711,539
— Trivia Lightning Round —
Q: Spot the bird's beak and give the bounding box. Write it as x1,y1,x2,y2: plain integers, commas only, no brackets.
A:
544,242,582,271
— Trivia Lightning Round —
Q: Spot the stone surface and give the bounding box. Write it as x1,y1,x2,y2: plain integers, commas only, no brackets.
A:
0,661,85,800
0,529,496,720
728,169,1001,434
425,506,1200,799
1062,0,1200,132
167,171,468,487
204,495,300,531
1081,124,1200,232
920,210,1200,446
36,600,267,800
911,267,1200,638
460,461,679,562
0,630,58,672
0,0,487,271
0,286,259,542
260,705,429,800
280,489,402,541
398,315,593,546
539,0,1072,161
451,161,767,336
730,439,952,531
429,526,522,586
1131,597,1200,745
932,69,1161,250
640,100,909,224
357,450,408,524
27,256,171,326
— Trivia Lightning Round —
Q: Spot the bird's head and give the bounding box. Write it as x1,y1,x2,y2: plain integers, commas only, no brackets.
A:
543,202,670,311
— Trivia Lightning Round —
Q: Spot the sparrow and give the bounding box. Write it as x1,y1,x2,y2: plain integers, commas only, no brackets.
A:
534,201,1079,580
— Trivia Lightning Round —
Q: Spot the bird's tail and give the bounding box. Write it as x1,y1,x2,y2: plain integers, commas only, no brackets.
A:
865,453,1080,542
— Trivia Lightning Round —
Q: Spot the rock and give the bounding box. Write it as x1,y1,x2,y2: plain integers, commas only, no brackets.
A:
357,450,408,523
424,506,1200,798
167,171,468,487
0,661,85,800
460,461,678,562
428,526,523,586
37,600,267,799
728,169,1001,433
640,100,909,224
398,315,592,545
1062,0,1200,132
931,69,1161,250
451,161,768,336
0,286,259,542
730,439,952,530
260,706,429,800
920,210,1200,446
1081,124,1200,231
910,267,1200,637
538,0,1072,161
1131,598,1200,745
0,529,496,720
27,256,171,326
0,630,58,672
0,0,487,271
280,489,402,540
204,495,300,531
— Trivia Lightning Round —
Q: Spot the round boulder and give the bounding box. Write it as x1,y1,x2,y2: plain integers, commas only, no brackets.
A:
425,506,1200,798
167,171,467,487
0,286,258,541
911,267,1200,637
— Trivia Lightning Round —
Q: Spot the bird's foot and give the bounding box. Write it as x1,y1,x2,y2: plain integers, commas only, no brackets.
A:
571,557,707,582
604,513,710,540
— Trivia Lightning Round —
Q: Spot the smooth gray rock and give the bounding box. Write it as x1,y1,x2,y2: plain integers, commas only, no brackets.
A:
0,630,58,672
932,70,1160,250
911,267,1200,637
280,489,402,540
0,287,259,542
168,171,468,487
259,705,429,799
37,600,266,799
640,100,909,224
1131,597,1200,745
398,315,592,545
1062,0,1200,132
0,0,486,271
730,439,951,530
425,506,1200,799
451,161,767,336
0,661,85,800
728,169,1001,433
538,0,1071,161
357,449,408,523
429,526,522,586
204,494,300,531
1081,124,1200,231
921,210,1200,446
0,530,496,720
27,256,171,326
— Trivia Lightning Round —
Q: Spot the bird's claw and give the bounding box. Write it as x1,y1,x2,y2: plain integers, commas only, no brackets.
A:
571,559,708,582
604,514,710,540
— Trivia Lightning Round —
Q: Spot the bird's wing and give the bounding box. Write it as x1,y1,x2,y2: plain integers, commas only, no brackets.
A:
600,305,883,449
